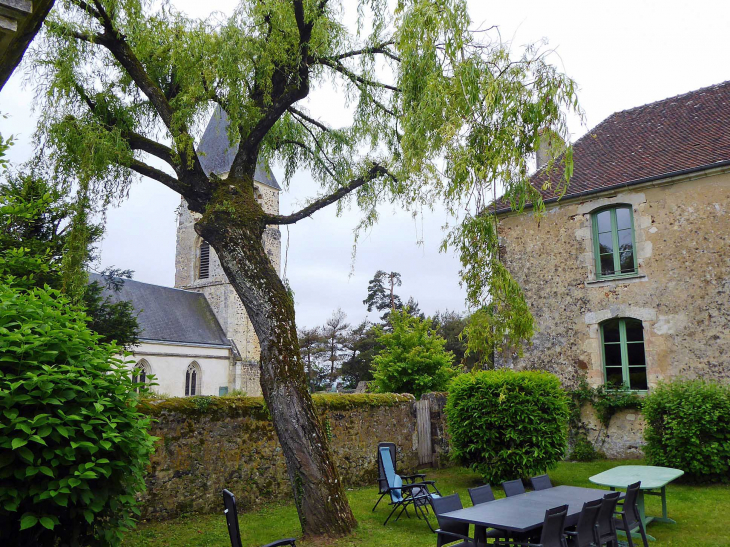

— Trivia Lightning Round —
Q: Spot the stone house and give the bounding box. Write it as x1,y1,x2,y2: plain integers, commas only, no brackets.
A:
100,108,281,397
495,81,730,395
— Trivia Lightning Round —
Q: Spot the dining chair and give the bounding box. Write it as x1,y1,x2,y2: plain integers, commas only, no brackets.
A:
506,505,569,547
614,482,649,547
223,489,296,547
595,491,621,547
565,498,602,547
431,494,475,547
502,479,526,497
468,484,496,505
530,474,553,491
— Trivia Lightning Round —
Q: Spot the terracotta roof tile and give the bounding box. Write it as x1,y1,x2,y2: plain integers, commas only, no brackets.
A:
496,80,730,212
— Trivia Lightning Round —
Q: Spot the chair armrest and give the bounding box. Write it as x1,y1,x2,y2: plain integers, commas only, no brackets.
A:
261,539,296,547
436,529,473,543
564,530,578,536
402,473,427,481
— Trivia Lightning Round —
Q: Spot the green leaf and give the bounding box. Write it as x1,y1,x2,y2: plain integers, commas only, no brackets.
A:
11,437,27,449
39,517,56,530
19,514,38,530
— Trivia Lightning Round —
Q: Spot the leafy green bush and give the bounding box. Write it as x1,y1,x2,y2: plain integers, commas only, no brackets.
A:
568,435,604,462
643,379,730,482
446,370,570,483
371,310,457,398
0,285,156,545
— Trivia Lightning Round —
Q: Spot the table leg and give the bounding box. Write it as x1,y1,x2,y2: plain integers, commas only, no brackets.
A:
651,486,677,525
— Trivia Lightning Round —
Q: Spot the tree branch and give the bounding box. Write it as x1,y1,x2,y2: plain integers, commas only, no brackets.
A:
287,107,330,133
333,43,400,62
263,164,391,225
318,57,400,92
128,159,186,196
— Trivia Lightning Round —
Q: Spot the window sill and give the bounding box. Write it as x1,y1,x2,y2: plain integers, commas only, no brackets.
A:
586,274,646,286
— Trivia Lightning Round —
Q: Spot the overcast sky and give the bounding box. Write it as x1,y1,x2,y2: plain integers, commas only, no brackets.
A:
1,0,729,329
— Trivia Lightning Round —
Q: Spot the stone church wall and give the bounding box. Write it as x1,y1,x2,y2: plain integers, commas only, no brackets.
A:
495,172,730,389
138,394,419,520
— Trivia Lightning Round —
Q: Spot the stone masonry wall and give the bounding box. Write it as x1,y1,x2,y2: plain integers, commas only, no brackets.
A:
496,173,730,389
138,394,418,520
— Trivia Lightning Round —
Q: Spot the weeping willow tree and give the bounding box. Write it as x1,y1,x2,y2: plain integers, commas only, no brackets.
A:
31,0,578,535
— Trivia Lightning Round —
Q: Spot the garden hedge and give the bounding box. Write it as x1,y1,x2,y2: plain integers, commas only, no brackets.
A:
643,379,730,482
446,369,570,484
0,286,156,545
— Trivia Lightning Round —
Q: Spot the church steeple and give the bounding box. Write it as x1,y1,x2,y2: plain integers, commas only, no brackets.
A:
173,108,282,395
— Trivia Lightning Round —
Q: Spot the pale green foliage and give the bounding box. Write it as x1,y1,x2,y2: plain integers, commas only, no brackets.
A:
33,0,580,355
372,310,456,398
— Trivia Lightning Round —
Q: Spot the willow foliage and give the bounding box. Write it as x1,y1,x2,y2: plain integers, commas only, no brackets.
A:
32,0,580,355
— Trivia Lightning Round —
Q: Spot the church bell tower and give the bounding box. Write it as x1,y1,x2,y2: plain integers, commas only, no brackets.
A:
174,107,282,396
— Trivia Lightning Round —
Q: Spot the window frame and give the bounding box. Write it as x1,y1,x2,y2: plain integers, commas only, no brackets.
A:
185,362,201,396
600,318,648,392
591,205,638,280
132,360,150,394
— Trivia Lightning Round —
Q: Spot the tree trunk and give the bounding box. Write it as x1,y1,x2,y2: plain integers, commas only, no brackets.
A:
195,182,356,537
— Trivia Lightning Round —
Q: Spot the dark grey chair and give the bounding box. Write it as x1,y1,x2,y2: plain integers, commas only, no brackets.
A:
507,505,569,547
468,484,496,505
374,441,428,511
614,482,649,547
432,494,475,547
565,499,602,547
502,479,526,497
595,491,621,547
223,489,296,547
466,486,509,546
530,474,553,491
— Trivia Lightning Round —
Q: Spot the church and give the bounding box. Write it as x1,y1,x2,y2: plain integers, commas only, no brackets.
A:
98,108,281,398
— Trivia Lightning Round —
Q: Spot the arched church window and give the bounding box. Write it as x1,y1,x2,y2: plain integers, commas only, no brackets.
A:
185,362,202,396
132,360,151,394
198,240,210,279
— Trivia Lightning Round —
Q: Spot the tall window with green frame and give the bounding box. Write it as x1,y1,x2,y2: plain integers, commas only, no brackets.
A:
592,206,637,278
601,318,648,391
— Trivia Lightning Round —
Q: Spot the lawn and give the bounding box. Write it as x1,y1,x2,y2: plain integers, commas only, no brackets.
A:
123,460,730,547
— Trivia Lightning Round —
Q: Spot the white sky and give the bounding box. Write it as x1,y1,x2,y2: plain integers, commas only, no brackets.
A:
1,0,729,329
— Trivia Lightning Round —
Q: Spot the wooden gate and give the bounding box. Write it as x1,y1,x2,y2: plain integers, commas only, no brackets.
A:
416,399,433,466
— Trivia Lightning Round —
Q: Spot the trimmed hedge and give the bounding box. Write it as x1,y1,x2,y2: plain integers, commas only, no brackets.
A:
446,370,570,484
643,379,730,482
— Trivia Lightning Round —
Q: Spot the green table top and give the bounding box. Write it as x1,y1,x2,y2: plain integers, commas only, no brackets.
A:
589,465,684,490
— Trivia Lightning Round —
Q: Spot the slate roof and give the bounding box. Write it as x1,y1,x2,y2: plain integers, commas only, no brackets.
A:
495,80,730,213
197,106,281,190
89,274,230,347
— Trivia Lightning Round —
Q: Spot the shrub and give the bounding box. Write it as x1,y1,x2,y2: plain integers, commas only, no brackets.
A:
568,435,603,462
371,310,457,398
643,379,730,482
0,285,156,545
446,370,570,484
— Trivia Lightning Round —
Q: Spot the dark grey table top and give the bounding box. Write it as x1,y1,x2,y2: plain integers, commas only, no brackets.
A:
441,485,621,533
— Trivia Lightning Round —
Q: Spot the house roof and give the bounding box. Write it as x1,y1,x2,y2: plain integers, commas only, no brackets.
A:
495,80,730,213
89,274,230,347
197,106,281,190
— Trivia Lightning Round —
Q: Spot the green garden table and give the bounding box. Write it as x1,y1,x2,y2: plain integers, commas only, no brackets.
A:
589,465,684,541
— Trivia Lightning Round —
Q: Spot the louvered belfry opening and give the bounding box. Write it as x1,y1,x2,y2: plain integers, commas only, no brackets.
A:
199,241,210,279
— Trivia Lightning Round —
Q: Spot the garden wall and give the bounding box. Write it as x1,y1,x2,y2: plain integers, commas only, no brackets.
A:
138,394,419,520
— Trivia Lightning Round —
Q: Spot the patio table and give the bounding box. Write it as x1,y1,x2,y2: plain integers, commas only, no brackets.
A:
441,485,621,537
589,465,684,542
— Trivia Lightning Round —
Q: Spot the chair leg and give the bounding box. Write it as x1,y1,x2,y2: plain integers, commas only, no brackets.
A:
372,493,385,512
384,504,400,526
395,503,409,522
622,516,635,547
637,521,649,547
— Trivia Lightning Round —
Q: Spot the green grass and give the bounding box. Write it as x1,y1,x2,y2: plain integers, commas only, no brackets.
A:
124,460,730,547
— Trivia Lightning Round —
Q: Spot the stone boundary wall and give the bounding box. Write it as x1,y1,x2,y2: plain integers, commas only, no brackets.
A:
138,394,418,520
